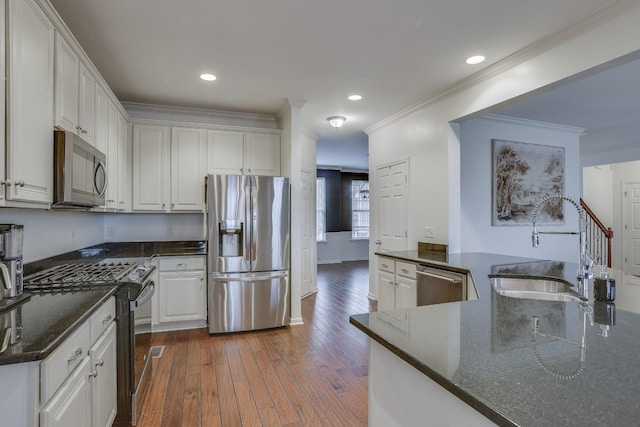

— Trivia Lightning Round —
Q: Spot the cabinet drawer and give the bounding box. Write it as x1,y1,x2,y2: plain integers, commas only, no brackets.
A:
396,261,416,279
90,297,115,346
378,257,395,274
158,256,205,271
41,321,90,404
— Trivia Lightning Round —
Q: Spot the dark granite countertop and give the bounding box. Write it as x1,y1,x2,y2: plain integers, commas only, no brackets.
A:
0,286,117,365
352,252,640,427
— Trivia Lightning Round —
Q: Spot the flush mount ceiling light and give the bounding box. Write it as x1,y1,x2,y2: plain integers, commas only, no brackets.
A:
200,73,217,81
465,55,485,65
348,94,362,101
327,116,346,128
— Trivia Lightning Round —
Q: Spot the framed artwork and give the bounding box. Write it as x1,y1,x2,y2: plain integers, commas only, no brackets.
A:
492,139,565,226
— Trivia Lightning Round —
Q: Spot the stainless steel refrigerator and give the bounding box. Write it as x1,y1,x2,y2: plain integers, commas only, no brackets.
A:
206,174,290,333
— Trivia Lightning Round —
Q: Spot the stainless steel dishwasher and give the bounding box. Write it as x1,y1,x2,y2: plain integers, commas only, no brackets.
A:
416,264,466,305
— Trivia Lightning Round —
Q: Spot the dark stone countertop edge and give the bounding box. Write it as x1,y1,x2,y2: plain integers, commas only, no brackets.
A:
374,250,471,275
349,314,518,427
0,286,119,366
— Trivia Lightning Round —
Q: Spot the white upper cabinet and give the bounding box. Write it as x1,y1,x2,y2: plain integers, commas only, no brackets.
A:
105,102,119,209
244,132,280,176
5,0,55,204
54,33,79,134
78,63,96,144
207,129,281,176
132,124,170,211
117,113,129,211
54,34,95,144
207,130,244,175
171,127,207,211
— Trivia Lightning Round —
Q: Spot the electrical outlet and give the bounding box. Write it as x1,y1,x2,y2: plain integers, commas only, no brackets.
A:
424,226,434,238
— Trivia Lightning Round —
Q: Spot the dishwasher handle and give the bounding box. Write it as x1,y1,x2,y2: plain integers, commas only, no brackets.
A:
416,269,462,284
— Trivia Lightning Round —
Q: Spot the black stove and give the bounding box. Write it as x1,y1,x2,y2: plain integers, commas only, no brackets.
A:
23,258,156,427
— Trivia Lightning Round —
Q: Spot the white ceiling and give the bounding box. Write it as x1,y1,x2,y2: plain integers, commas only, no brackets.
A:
49,0,620,144
488,53,640,163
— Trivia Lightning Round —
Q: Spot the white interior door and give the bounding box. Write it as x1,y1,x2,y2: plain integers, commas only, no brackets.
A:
376,160,409,252
624,182,640,276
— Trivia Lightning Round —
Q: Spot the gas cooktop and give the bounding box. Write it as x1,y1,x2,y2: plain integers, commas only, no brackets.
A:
24,259,154,292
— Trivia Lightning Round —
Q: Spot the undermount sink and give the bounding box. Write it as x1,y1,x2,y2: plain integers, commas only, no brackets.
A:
490,276,587,303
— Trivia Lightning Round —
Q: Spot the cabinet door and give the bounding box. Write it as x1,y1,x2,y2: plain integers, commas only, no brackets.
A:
78,63,95,144
117,112,129,211
54,33,78,134
90,323,117,427
171,127,207,211
207,130,244,175
378,270,396,312
105,102,119,209
40,357,92,427
158,271,206,323
6,0,55,203
395,276,417,309
244,132,280,176
132,124,170,211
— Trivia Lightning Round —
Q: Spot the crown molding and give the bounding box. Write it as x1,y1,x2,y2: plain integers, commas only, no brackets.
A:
481,114,586,134
365,0,640,135
122,102,279,129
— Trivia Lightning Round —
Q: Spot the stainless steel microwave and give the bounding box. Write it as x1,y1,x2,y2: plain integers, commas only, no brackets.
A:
53,130,107,208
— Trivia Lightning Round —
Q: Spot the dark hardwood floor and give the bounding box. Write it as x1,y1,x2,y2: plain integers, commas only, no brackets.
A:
138,260,375,427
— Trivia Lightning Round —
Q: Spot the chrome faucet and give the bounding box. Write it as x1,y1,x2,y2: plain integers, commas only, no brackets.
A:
530,194,594,300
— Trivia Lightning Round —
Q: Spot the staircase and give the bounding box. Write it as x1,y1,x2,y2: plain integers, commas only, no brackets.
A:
581,198,613,268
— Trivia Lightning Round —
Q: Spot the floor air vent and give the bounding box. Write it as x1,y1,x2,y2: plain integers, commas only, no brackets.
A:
150,345,165,358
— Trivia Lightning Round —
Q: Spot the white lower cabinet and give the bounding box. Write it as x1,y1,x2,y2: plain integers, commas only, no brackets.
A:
152,256,207,331
40,357,92,427
377,257,417,311
90,323,117,427
39,297,116,427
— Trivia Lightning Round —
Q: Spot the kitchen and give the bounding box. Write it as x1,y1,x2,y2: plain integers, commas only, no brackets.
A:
2,0,640,426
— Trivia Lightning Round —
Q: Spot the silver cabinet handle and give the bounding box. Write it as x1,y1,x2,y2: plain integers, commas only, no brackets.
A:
401,268,410,274
16,180,25,187
375,240,382,245
102,314,113,324
171,203,175,208
380,263,389,269
95,359,104,368
161,203,165,209
89,370,98,378
67,347,83,362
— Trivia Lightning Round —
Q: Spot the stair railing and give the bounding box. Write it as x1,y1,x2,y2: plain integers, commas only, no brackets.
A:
580,198,613,268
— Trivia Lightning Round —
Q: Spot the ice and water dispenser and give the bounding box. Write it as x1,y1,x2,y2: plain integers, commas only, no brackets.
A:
218,220,244,257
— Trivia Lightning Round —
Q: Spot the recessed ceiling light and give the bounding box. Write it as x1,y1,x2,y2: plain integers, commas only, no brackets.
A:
348,94,362,101
200,73,217,81
465,55,485,65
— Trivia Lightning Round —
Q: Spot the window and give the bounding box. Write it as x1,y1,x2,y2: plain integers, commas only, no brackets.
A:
351,180,369,239
316,177,326,241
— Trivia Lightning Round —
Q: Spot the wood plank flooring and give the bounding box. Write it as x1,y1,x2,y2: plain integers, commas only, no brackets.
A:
138,260,376,427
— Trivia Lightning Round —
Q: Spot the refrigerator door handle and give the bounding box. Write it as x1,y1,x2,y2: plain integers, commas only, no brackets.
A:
212,272,288,283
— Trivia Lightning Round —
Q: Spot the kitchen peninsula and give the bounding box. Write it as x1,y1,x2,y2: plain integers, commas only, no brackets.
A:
351,252,640,426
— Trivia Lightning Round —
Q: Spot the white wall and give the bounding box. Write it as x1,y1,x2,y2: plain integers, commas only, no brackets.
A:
611,160,640,271
460,115,582,263
0,209,104,263
317,232,369,264
103,213,205,242
582,165,614,227
366,4,640,298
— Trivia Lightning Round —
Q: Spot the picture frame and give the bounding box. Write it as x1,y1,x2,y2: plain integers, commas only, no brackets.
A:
492,139,565,226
